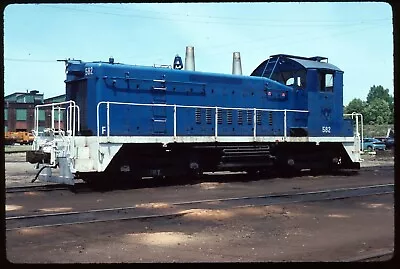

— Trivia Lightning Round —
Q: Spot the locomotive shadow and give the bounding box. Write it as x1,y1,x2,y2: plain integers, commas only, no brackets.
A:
72,169,359,193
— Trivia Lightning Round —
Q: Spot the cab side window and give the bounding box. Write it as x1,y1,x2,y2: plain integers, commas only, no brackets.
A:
298,75,306,89
325,73,334,92
286,77,295,86
319,72,334,92
285,70,307,88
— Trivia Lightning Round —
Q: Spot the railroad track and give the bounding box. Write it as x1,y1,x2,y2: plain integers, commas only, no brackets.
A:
5,164,393,194
341,249,394,262
6,183,394,231
5,182,88,193
6,184,71,193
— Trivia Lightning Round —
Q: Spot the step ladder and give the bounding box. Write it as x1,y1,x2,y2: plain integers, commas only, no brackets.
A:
152,79,167,134
219,145,275,168
261,56,281,79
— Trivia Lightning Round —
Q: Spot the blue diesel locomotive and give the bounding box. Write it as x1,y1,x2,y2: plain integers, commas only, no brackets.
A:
27,47,362,185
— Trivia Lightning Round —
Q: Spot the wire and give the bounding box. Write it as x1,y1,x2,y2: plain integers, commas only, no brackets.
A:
59,3,392,24
128,5,391,24
4,58,59,63
200,20,389,57
6,21,387,65
43,5,391,28
242,22,390,53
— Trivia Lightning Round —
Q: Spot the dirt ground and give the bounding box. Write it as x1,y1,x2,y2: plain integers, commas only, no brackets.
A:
4,150,395,263
5,164,394,217
6,194,394,263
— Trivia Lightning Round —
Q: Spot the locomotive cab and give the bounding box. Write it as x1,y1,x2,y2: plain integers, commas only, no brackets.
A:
251,54,351,138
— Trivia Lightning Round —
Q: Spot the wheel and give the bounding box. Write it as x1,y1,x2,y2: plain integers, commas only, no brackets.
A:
246,169,260,177
257,168,275,179
367,145,373,151
279,166,300,178
80,172,116,190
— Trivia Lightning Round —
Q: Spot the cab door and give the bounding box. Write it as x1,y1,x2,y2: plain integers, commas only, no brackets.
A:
317,69,341,136
290,70,308,136
306,68,343,137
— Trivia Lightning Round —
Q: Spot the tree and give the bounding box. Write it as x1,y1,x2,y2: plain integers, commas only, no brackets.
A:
344,85,394,125
362,99,391,125
344,98,366,115
366,85,393,106
364,85,394,124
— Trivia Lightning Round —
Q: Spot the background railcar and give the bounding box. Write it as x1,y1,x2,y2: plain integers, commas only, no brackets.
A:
27,47,362,185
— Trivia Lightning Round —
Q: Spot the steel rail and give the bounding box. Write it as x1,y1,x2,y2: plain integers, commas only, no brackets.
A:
168,183,394,206
6,183,393,231
6,182,87,193
340,249,394,262
6,184,70,193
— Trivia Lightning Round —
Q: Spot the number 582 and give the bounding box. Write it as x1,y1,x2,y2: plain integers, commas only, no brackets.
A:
85,67,93,76
322,126,331,133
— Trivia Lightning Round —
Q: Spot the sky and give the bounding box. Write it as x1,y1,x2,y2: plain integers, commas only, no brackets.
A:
3,2,393,105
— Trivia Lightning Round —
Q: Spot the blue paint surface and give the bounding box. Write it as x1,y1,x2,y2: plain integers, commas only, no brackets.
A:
65,55,353,138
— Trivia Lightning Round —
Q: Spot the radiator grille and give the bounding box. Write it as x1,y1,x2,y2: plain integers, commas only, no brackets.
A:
206,108,212,124
195,108,201,124
247,110,253,125
227,109,232,124
256,110,262,125
238,110,243,125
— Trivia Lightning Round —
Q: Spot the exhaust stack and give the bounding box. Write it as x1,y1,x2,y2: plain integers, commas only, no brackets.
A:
184,46,195,71
232,52,242,75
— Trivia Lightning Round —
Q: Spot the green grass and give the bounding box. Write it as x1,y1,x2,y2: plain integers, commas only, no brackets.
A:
362,124,393,138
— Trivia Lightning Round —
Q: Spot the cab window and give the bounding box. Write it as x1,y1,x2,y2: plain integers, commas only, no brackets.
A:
320,72,334,92
272,69,307,89
325,73,333,91
286,77,295,86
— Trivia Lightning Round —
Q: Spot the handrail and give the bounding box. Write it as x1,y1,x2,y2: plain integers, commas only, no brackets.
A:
344,112,363,152
96,101,309,141
34,100,80,137
65,105,80,135
104,75,206,87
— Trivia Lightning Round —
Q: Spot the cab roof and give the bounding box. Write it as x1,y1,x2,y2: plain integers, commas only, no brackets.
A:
251,54,342,77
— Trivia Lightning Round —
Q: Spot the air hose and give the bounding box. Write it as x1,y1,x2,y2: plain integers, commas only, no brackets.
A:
31,164,57,183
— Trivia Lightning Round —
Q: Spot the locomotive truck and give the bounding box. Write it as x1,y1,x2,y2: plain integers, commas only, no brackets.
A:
26,47,362,185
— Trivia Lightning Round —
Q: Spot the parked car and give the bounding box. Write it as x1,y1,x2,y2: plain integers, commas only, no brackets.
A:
384,137,395,150
362,138,386,151
374,136,395,150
